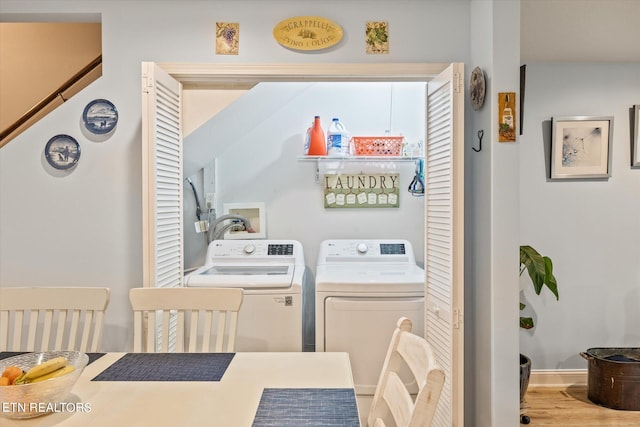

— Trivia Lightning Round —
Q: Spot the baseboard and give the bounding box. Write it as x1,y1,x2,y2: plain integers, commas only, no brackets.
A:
529,369,587,387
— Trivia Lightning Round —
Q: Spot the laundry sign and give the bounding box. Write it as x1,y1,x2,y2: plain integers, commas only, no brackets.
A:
324,173,399,208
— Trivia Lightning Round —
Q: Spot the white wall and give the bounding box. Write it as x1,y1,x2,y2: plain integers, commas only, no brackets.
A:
519,62,640,369
183,82,427,274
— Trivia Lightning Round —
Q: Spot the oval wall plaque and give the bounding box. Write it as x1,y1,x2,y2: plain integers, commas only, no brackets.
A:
273,16,343,51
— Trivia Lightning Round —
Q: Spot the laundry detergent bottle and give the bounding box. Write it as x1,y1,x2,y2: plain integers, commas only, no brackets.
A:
307,116,327,156
326,118,349,156
303,121,312,154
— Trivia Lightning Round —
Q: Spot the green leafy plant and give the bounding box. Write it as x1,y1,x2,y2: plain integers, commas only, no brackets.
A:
519,245,559,329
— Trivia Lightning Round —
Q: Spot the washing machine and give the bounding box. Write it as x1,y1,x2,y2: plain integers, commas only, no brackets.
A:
315,239,425,396
185,239,313,352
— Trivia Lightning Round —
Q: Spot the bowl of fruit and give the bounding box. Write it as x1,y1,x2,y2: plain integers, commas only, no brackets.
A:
0,351,89,419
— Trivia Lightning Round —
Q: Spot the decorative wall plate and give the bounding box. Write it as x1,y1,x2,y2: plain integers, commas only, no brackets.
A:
469,67,486,111
82,99,118,134
273,16,343,51
45,135,81,170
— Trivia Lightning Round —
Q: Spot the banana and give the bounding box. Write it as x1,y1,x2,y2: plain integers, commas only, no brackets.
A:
22,356,68,382
13,372,27,385
30,365,75,383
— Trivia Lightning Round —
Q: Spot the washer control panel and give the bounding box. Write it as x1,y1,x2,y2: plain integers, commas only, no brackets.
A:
267,244,294,256
206,240,299,260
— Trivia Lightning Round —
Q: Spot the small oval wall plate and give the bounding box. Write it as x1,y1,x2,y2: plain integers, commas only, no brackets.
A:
82,98,118,134
273,16,343,51
469,67,486,111
45,134,81,170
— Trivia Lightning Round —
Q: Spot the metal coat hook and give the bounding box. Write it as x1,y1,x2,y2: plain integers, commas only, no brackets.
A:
473,129,484,152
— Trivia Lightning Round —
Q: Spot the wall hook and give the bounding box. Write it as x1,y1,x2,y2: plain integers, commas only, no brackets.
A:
473,129,484,152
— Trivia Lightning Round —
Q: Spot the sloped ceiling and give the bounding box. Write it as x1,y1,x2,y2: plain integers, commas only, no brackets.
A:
0,22,102,131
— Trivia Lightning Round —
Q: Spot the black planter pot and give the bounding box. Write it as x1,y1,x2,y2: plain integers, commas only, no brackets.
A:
520,353,532,403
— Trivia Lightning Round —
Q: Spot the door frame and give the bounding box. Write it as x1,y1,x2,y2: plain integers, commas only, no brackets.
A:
150,61,463,425
157,62,450,89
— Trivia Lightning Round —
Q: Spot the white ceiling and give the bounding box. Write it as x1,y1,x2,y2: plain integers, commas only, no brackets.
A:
521,0,640,63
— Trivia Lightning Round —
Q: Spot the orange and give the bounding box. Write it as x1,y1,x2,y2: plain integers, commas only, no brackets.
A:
1,365,23,385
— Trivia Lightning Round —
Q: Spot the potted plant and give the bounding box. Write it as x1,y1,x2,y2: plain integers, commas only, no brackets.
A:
519,245,559,405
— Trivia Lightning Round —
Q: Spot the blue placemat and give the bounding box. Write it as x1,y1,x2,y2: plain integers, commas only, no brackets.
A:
91,352,235,382
0,352,105,365
252,388,360,427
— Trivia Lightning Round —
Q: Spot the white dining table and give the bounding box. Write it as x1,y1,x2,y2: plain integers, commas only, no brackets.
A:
0,352,360,427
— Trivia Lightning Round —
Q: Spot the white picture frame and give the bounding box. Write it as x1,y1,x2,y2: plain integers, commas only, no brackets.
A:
551,116,614,180
222,202,266,239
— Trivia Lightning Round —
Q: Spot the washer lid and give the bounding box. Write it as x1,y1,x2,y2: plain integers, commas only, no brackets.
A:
185,264,294,288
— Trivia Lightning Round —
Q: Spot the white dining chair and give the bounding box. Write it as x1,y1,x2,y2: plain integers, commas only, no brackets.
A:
0,286,111,352
129,287,243,353
367,317,445,427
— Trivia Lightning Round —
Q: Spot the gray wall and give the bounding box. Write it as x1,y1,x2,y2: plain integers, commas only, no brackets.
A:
7,0,636,425
0,0,470,353
468,1,521,425
519,62,640,369
5,2,510,424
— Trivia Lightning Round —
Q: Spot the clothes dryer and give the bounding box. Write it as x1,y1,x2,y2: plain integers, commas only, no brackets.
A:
315,239,425,396
186,240,313,352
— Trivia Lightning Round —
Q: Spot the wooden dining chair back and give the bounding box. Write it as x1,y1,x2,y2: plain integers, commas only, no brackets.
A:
0,287,111,352
129,287,243,353
367,317,445,427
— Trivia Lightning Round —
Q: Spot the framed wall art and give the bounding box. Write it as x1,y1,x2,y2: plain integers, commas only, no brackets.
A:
551,116,613,180
498,92,516,142
633,105,640,168
365,21,388,54
216,22,239,55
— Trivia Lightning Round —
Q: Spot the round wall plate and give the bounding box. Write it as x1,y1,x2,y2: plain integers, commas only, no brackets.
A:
469,67,486,110
45,135,81,170
82,99,118,134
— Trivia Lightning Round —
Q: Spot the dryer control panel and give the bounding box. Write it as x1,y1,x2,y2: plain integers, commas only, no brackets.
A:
318,239,416,264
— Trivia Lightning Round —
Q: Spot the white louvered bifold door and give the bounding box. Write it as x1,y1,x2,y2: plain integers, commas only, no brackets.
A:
425,63,464,427
141,62,183,352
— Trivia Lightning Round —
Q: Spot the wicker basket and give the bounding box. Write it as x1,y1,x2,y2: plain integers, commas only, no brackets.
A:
351,136,404,156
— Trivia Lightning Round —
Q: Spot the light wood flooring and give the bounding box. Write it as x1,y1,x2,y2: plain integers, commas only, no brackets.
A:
522,385,640,426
